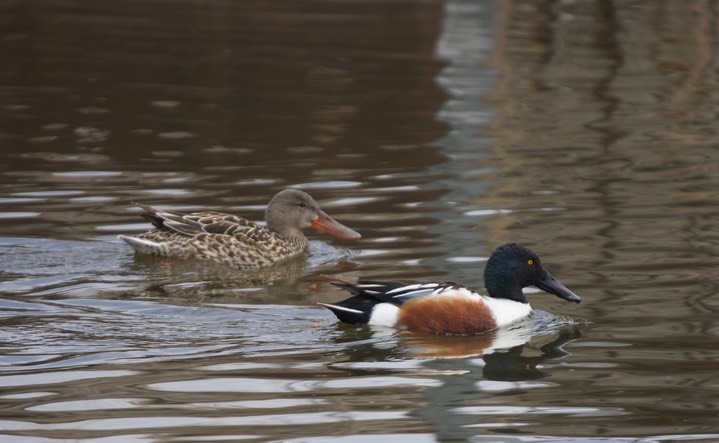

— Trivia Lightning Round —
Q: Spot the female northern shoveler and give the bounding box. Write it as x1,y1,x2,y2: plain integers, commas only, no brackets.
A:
318,243,581,335
118,189,361,269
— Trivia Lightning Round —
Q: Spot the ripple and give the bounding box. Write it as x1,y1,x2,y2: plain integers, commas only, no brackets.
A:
371,185,420,192
77,106,111,115
291,181,361,190
146,377,305,394
234,178,279,186
474,380,553,391
326,196,380,207
96,223,152,232
0,198,43,204
52,171,123,178
203,145,253,155
157,131,195,139
0,212,41,219
306,240,357,266
18,152,111,163
463,208,512,216
13,190,85,197
0,392,56,400
198,362,283,371
451,405,628,417
287,146,323,153
136,188,190,196
41,123,69,131
0,410,409,431
148,375,439,393
149,100,181,108
74,126,110,143
151,150,184,157
27,135,58,143
70,196,117,203
0,370,137,388
446,256,486,263
27,398,140,412
278,434,438,443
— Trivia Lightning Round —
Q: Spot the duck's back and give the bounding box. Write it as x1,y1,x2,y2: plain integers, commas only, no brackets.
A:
122,209,307,269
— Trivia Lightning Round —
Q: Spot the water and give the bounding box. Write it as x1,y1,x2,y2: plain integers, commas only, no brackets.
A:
2,1,719,441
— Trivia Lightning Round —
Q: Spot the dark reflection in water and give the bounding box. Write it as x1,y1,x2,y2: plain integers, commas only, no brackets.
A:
3,0,719,442
1,0,449,165
412,327,583,442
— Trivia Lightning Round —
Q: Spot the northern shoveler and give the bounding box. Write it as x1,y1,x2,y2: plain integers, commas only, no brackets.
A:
118,189,361,269
318,243,581,335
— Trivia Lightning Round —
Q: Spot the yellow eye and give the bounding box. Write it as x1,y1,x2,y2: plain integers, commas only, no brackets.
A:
527,259,534,265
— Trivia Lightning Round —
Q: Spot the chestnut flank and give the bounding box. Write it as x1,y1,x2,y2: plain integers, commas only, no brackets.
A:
398,296,497,335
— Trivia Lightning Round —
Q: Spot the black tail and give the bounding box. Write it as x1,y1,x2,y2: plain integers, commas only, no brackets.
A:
317,299,372,324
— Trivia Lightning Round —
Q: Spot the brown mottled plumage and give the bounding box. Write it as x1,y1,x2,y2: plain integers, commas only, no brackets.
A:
118,189,361,269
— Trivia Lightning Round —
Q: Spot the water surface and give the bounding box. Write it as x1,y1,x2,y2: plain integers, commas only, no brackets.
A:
2,1,719,442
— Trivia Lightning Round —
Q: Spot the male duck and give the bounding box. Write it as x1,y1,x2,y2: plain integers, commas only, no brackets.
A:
118,189,361,269
319,243,581,335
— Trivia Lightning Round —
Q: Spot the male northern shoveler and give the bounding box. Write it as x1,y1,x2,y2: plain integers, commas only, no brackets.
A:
118,189,361,269
318,243,581,335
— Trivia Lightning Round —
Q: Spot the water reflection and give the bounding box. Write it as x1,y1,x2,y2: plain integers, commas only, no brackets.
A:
412,327,586,441
3,0,719,441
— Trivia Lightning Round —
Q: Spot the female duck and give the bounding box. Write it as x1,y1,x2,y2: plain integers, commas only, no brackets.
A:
118,189,361,269
319,243,581,335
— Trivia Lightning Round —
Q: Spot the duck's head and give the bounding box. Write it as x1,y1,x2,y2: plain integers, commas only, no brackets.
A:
265,189,361,240
483,243,581,304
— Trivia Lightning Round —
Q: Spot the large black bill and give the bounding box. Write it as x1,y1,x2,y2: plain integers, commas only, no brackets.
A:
535,271,582,303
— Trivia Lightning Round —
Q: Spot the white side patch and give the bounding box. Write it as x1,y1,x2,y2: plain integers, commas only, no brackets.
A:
368,303,399,327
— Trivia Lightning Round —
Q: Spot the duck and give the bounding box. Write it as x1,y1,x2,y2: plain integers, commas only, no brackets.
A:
118,189,361,269
318,243,581,335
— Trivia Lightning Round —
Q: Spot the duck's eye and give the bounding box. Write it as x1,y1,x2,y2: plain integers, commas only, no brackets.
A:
527,259,534,265
298,201,307,208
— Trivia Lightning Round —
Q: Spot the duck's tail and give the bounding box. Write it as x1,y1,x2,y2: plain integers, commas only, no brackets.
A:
117,234,162,255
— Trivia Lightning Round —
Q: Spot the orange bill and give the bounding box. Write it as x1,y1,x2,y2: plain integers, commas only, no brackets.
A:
310,210,361,240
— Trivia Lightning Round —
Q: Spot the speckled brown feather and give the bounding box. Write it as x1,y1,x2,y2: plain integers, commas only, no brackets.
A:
133,221,307,269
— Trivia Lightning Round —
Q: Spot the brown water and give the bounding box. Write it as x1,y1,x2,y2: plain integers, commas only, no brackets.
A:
2,1,719,442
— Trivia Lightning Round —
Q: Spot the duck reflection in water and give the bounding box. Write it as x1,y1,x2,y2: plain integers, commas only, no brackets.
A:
326,310,582,363
407,327,583,442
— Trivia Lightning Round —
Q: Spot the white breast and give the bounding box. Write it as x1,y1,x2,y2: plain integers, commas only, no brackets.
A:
482,296,533,328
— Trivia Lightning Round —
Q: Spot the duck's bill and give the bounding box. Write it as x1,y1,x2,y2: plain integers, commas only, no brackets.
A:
535,271,581,303
311,210,361,240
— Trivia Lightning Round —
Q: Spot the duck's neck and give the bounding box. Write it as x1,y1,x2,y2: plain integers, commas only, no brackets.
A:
269,223,307,244
264,207,306,240
268,223,300,237
484,272,529,304
264,222,307,253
